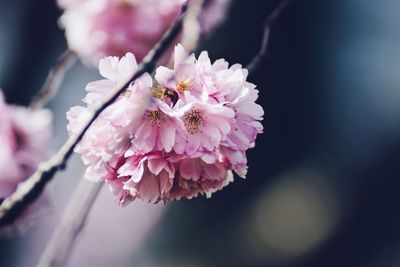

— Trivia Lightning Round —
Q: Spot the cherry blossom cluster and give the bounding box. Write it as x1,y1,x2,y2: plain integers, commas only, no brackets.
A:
0,91,52,199
67,45,263,204
58,0,231,64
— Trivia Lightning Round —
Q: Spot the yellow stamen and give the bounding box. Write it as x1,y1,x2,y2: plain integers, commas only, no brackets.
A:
151,86,165,99
119,0,134,12
184,110,205,134
146,110,165,127
176,80,191,93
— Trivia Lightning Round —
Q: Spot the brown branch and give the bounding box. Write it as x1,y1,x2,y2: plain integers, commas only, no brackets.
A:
0,2,190,227
246,0,292,73
30,50,77,109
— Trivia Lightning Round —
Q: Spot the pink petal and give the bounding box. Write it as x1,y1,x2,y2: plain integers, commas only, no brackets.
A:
160,123,175,152
147,158,167,176
180,158,201,181
138,173,160,203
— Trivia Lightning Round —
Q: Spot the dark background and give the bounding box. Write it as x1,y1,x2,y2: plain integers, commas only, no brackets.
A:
1,0,400,266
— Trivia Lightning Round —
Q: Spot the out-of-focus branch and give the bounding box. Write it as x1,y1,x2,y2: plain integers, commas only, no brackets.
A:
0,50,75,234
246,0,292,73
37,180,104,267
181,0,204,53
30,50,77,109
0,2,190,227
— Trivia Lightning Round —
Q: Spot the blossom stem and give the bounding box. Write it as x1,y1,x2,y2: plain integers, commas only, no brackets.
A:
0,1,190,227
30,50,77,109
246,0,292,73
37,179,103,267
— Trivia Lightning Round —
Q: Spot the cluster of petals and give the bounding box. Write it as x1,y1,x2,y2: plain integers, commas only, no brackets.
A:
0,90,53,199
58,0,231,64
67,45,263,205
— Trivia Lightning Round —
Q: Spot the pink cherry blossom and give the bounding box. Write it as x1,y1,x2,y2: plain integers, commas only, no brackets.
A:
67,45,263,205
0,90,53,198
58,0,231,64
166,152,234,200
67,53,152,182
174,98,235,155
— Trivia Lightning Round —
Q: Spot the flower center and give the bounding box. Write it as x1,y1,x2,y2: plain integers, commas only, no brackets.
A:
184,110,204,134
119,1,134,12
151,86,165,99
176,80,191,93
146,110,165,127
179,179,200,189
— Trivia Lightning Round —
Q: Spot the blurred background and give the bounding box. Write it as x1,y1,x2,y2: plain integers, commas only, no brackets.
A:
2,0,400,266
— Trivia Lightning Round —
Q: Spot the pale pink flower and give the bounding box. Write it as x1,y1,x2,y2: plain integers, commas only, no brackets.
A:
128,102,185,154
173,98,235,155
66,53,152,182
0,90,53,198
108,152,233,204
155,44,205,100
67,45,263,205
119,153,175,204
166,152,234,200
58,0,231,64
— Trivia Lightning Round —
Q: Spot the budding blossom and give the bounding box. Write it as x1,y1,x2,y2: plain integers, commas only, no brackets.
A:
67,45,263,205
58,0,231,64
0,91,53,199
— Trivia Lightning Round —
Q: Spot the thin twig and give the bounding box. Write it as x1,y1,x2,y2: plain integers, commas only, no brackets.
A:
37,180,104,267
246,0,292,73
30,50,77,109
0,2,190,227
